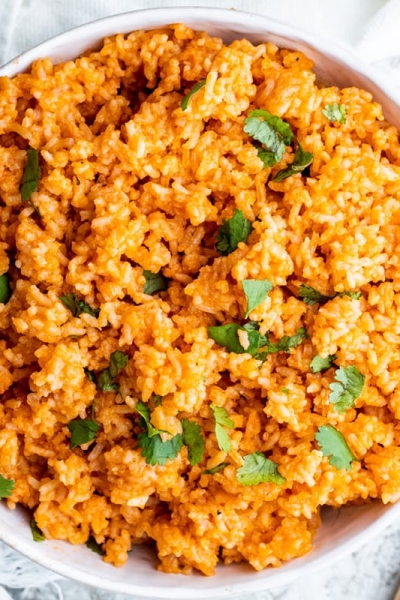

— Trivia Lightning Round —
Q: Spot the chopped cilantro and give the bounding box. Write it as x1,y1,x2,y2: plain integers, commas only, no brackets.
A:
298,285,361,306
242,279,273,318
97,370,120,392
256,145,277,168
203,463,229,475
97,350,128,393
244,109,293,165
138,431,183,466
67,413,100,449
60,293,100,318
0,474,15,499
215,209,253,256
208,322,307,361
0,274,11,304
273,139,313,182
154,395,162,407
210,405,234,453
30,517,45,542
109,350,129,379
143,270,169,295
20,147,41,216
181,419,205,466
310,354,337,374
315,424,357,470
180,79,206,111
236,452,286,486
329,366,365,413
136,400,167,438
84,367,96,383
322,102,347,124
282,387,290,394
136,401,182,466
86,536,105,556
298,284,334,306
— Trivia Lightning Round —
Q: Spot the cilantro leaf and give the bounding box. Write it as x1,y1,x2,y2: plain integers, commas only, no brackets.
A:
154,395,162,407
97,350,128,393
208,322,306,361
298,284,334,306
322,103,347,124
0,474,15,499
109,350,129,379
329,366,365,413
208,323,245,354
298,285,361,306
315,424,357,470
60,293,100,318
181,419,205,466
244,109,293,165
30,517,45,542
337,291,362,300
236,452,286,486
0,274,11,304
67,415,100,449
275,327,308,352
97,369,120,393
180,79,206,111
86,536,105,556
273,139,313,182
138,431,183,466
135,400,167,438
143,270,169,295
84,367,96,383
203,463,229,475
310,354,337,373
20,147,41,215
215,209,253,256
256,145,277,168
242,279,273,318
210,404,234,453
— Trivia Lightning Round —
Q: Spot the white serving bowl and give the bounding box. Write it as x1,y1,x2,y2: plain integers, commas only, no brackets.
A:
1,7,400,598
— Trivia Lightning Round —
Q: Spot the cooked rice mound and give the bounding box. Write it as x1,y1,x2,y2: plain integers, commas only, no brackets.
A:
1,24,400,575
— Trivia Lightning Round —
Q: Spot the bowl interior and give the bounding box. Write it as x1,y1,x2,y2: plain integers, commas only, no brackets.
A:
1,7,400,598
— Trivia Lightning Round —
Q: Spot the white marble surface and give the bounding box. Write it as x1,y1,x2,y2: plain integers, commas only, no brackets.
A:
2,1,400,599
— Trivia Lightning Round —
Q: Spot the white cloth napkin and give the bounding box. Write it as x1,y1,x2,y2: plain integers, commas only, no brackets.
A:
1,1,400,599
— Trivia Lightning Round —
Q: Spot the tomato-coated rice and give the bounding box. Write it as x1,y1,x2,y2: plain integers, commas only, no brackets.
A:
1,24,400,575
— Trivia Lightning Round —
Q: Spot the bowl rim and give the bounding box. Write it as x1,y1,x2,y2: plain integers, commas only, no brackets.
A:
1,6,400,598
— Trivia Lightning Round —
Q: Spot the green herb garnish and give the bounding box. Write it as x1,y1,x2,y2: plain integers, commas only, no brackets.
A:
97,350,128,393
315,424,357,470
208,322,307,361
242,279,273,318
20,147,41,215
0,274,11,304
244,109,293,166
0,474,15,499
181,419,205,466
273,139,313,182
181,79,206,111
329,366,365,413
143,270,169,295
30,517,45,542
215,209,253,256
236,452,285,486
136,401,183,466
67,413,101,449
210,405,234,453
60,293,100,318
310,354,337,374
84,367,96,383
298,284,361,306
86,536,105,556
203,463,229,475
322,102,347,124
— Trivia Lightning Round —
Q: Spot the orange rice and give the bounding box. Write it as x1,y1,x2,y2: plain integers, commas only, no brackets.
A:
1,23,400,576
